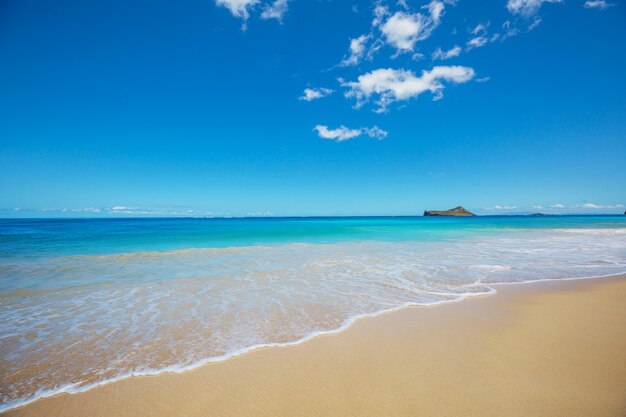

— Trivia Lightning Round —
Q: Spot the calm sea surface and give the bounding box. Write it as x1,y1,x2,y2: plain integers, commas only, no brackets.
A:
1,216,625,411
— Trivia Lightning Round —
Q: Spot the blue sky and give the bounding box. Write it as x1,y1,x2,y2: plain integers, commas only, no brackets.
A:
1,0,625,217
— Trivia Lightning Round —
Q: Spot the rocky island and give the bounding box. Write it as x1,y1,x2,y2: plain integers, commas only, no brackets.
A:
423,206,476,217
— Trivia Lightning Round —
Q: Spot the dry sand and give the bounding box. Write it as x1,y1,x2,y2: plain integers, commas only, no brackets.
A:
4,275,626,417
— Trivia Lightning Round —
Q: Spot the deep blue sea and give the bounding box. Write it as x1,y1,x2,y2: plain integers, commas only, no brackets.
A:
1,216,625,411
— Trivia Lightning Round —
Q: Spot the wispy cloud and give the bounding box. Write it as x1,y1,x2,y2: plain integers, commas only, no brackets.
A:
484,203,625,213
34,206,216,217
466,36,488,50
300,87,334,101
341,65,475,112
506,0,563,17
465,22,501,50
483,205,518,210
340,34,370,67
584,0,614,9
314,125,388,142
215,0,260,28
246,211,274,217
432,45,461,60
470,23,489,36
578,203,624,209
527,16,542,30
540,203,625,211
260,0,289,22
216,0,289,28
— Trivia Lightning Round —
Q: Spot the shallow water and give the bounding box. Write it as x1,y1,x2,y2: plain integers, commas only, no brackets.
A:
1,216,625,411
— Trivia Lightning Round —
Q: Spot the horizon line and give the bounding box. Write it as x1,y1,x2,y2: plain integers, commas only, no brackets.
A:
1,213,625,220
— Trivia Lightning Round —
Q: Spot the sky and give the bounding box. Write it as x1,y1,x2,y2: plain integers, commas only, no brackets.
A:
1,0,625,217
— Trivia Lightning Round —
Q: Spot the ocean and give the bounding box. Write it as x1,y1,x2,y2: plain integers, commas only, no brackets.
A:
1,216,625,411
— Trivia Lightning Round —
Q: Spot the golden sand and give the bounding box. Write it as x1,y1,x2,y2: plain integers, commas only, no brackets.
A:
4,275,626,417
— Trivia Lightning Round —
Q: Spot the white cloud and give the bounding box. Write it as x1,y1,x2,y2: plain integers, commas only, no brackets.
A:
379,1,446,54
363,126,389,139
501,20,519,39
466,36,488,50
37,206,216,216
584,0,614,9
493,205,518,210
527,16,542,30
46,207,103,213
380,12,426,52
580,203,624,209
341,65,475,112
372,4,391,26
465,22,500,50
314,125,388,142
300,87,334,101
315,125,361,141
549,203,565,209
432,45,461,60
507,0,562,16
532,205,544,209
261,0,289,21
247,211,274,217
340,35,370,66
338,1,450,66
215,0,260,26
470,23,488,35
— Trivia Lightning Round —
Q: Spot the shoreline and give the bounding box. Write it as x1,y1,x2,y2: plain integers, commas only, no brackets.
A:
3,272,626,416
1,271,623,413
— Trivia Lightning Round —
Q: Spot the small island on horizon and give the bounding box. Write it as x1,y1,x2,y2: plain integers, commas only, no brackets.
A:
423,206,476,217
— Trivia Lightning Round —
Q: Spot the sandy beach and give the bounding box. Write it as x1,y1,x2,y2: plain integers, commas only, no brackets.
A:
4,274,626,417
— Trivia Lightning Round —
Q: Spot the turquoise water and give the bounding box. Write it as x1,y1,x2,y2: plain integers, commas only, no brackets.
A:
1,216,625,411
3,215,625,257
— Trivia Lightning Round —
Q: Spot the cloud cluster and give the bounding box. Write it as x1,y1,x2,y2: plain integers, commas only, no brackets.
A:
217,0,614,142
340,0,450,66
314,125,388,142
299,87,334,101
341,66,475,112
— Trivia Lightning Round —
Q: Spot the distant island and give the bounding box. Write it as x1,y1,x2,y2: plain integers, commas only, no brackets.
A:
423,206,476,217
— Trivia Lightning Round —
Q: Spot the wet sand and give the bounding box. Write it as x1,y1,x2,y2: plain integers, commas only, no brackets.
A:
4,275,626,417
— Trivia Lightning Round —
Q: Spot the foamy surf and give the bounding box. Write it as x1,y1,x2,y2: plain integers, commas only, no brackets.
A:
1,219,625,412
